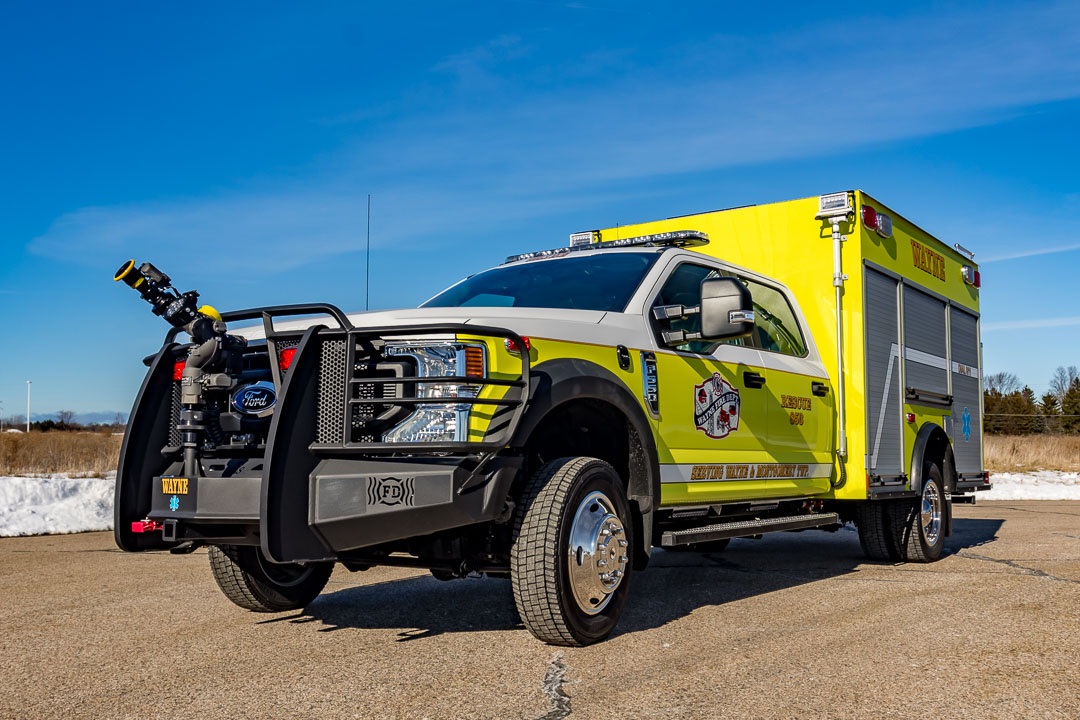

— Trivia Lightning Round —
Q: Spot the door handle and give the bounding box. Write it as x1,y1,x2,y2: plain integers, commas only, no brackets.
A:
743,371,766,389
812,381,829,397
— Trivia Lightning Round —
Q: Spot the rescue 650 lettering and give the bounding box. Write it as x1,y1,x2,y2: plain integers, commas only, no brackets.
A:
113,190,988,646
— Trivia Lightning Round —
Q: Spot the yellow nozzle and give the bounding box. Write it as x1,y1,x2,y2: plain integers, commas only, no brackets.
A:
114,259,135,282
198,305,223,322
114,259,146,289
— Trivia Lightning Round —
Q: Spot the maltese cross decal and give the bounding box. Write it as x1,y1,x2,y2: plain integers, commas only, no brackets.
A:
693,372,741,439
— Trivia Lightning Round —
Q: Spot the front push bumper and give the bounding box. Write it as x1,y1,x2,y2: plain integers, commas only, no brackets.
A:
145,455,522,555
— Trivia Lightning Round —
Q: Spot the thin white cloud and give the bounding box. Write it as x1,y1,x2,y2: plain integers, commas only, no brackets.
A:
27,2,1080,275
984,317,1080,332
980,242,1080,263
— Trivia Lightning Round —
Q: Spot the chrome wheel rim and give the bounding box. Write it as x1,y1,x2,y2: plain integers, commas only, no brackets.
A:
566,491,628,614
921,480,942,546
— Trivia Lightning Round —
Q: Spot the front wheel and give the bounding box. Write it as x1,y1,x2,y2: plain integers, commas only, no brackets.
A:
209,545,333,612
511,457,633,646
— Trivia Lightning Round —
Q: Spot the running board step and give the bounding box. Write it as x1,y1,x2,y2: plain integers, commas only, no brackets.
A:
660,512,840,547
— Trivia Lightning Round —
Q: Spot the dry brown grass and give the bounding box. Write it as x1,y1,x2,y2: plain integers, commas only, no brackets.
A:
0,431,122,476
984,435,1080,473
2,428,1076,476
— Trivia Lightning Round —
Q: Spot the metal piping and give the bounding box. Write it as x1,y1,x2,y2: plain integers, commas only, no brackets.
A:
830,217,848,488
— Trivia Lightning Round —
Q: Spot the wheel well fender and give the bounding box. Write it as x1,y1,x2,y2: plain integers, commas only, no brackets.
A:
911,421,956,537
512,358,659,565
910,422,955,494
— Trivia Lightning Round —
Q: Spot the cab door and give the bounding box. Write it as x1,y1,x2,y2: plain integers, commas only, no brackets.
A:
646,260,773,506
739,276,833,496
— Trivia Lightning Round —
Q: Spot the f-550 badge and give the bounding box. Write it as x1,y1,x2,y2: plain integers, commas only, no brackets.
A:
694,372,741,439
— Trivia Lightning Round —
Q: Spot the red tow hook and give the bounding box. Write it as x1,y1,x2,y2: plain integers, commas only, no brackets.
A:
131,520,163,533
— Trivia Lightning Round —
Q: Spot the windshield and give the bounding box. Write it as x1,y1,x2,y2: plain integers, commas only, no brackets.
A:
422,252,660,312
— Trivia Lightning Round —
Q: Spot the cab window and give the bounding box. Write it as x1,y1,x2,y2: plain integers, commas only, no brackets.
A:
651,263,750,354
743,279,807,356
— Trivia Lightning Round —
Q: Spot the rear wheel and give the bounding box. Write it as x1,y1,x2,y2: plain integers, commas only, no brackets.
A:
209,545,333,612
856,463,947,563
511,457,633,646
889,464,946,562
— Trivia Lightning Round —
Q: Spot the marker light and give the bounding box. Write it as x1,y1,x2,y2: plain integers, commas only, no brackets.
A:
876,212,893,238
465,346,485,377
173,360,185,380
504,337,531,354
861,205,892,238
862,205,878,230
961,265,981,288
278,347,297,371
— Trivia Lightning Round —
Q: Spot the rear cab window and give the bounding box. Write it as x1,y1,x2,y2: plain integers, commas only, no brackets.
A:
649,260,807,357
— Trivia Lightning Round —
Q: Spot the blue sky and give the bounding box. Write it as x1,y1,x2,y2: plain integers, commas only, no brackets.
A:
1,0,1079,417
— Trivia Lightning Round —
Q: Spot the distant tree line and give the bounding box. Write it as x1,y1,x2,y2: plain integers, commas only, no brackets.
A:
0,411,126,433
984,365,1080,435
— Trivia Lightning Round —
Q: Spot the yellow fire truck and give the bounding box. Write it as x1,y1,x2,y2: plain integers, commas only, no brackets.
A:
114,190,988,646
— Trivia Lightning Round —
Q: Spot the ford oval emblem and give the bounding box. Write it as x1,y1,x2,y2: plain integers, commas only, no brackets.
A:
232,381,276,417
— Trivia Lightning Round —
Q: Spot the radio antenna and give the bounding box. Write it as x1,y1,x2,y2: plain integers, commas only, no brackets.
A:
365,194,372,311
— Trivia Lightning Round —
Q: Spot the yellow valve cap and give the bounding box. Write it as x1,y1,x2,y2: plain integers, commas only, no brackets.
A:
198,305,223,322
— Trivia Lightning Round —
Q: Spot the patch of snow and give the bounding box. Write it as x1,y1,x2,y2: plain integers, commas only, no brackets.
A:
981,471,1080,501
0,473,115,537
1,470,1078,537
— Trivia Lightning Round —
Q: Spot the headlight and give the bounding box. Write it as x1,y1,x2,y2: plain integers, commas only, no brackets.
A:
381,342,485,443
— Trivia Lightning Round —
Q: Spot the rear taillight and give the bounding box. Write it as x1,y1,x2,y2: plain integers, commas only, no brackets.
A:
279,347,297,371
172,360,185,380
504,337,531,354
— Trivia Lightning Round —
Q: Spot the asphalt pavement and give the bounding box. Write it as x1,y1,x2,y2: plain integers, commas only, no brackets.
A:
1,501,1078,719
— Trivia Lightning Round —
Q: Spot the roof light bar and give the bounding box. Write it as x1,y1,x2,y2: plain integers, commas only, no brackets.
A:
504,230,709,264
569,230,600,247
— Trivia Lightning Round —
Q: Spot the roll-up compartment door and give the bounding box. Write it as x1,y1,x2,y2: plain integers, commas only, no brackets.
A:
902,286,949,400
864,268,903,476
949,307,983,474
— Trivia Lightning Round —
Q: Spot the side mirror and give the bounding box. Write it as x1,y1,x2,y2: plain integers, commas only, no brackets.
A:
700,277,754,340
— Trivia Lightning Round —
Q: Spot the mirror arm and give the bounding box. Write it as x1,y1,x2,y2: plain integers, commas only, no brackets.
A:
653,304,700,321
662,328,703,345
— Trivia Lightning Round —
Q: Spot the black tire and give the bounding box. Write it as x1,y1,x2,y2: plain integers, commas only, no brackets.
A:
889,463,946,562
855,463,947,563
208,545,333,612
664,538,731,553
856,501,901,561
511,457,633,646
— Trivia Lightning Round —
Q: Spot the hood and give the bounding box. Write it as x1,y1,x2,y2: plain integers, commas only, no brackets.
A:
230,306,611,341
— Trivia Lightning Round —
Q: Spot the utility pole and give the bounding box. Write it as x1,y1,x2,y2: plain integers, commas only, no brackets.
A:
365,194,372,312
26,380,31,433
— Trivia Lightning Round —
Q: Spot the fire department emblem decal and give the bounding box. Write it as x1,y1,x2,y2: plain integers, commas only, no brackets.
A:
694,372,741,439
367,476,415,507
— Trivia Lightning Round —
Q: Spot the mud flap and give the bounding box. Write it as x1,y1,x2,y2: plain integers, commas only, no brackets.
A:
114,345,180,551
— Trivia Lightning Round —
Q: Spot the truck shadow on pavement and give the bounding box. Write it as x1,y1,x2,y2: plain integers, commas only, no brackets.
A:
281,518,1004,641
